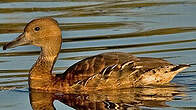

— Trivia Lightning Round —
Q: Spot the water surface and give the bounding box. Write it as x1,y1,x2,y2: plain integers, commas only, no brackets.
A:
0,0,196,110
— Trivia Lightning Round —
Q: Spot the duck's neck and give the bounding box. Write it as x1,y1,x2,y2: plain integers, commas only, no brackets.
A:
29,44,61,89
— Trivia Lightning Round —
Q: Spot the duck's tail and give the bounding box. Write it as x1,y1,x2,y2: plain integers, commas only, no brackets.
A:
137,64,190,86
170,64,190,72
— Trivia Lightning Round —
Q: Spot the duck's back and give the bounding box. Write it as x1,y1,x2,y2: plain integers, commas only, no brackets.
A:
61,52,174,86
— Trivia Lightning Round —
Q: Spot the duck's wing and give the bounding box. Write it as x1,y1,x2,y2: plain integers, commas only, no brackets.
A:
78,57,189,89
58,51,189,87
60,52,138,85
134,57,172,71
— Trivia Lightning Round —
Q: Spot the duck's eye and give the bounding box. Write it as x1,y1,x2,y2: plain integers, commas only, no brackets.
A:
34,27,40,31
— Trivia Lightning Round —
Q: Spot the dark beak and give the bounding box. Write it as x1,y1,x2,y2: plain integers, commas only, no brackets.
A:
3,33,29,50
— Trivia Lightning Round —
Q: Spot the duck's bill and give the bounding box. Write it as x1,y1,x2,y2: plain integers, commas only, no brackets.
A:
3,33,29,50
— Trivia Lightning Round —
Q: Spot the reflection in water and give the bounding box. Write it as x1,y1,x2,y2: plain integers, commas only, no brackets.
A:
30,85,185,110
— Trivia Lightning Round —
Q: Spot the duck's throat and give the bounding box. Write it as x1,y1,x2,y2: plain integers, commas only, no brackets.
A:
30,55,57,77
29,46,60,89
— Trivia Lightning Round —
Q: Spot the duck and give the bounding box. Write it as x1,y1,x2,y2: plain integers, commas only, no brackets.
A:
3,17,189,92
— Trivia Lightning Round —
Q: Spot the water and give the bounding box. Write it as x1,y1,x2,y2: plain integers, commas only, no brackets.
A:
0,0,196,109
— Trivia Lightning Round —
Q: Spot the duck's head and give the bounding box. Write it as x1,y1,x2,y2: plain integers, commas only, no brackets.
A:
3,17,62,50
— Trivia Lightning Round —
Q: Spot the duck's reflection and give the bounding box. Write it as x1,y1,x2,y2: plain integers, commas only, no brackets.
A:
29,85,185,110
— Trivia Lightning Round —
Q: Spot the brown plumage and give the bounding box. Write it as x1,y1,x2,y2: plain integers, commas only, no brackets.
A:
3,17,189,92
